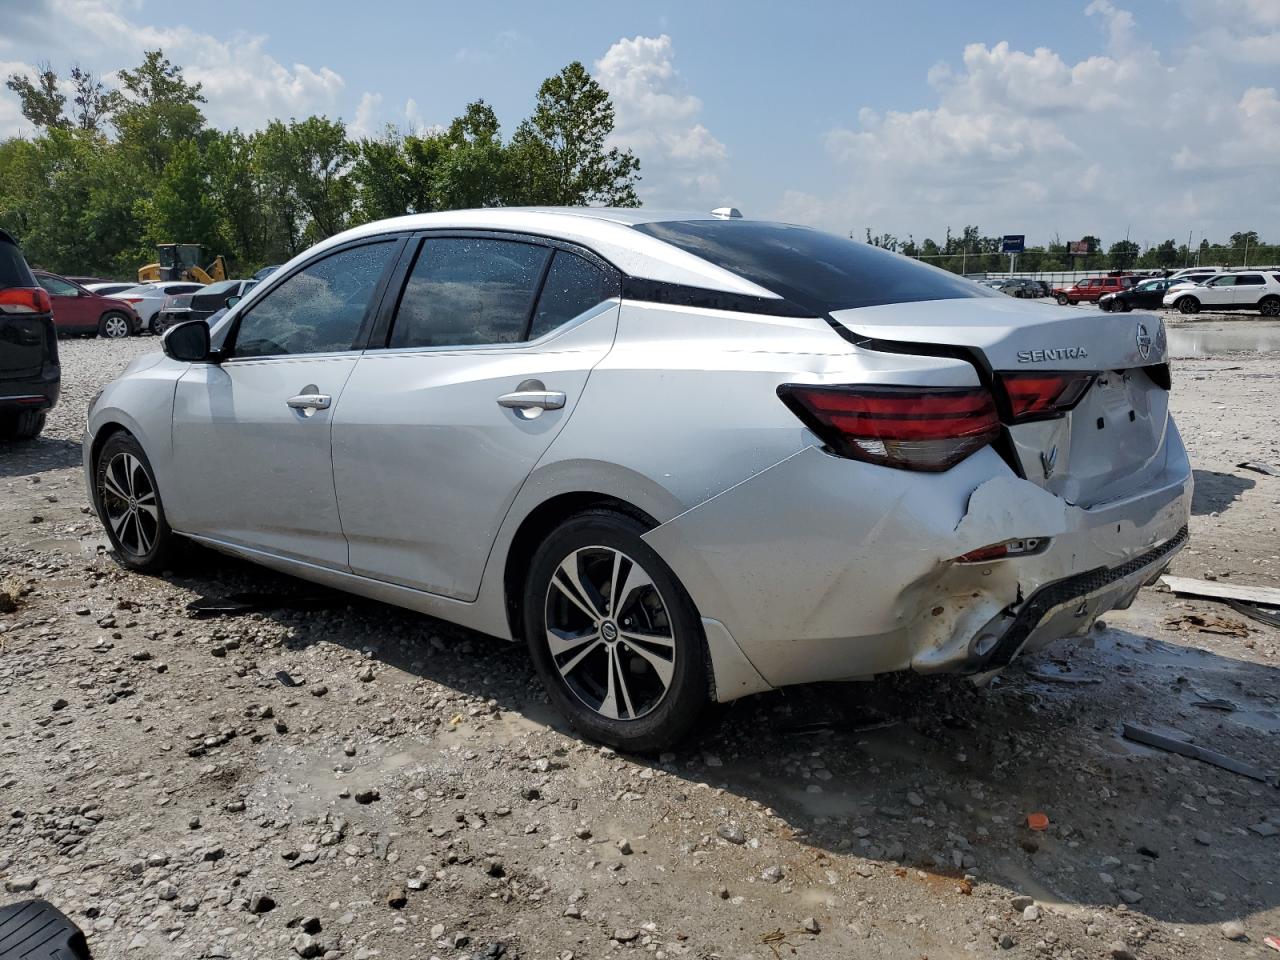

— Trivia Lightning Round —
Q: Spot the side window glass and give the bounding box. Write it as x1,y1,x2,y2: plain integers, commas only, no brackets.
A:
1238,274,1263,285
233,242,397,358
389,237,548,349
39,276,77,296
529,251,615,340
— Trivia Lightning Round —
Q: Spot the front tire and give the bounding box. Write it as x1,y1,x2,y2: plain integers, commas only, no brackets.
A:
1177,296,1200,315
1259,296,1280,318
523,509,708,752
94,432,179,571
99,311,132,339
1055,294,1069,305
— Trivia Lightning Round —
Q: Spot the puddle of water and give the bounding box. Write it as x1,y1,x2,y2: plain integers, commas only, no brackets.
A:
1166,320,1280,357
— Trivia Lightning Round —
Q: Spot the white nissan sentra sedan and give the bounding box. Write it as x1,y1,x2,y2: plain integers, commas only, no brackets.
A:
85,208,1191,750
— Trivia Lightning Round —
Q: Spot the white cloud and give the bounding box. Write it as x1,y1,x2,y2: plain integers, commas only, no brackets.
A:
786,3,1280,247
594,34,728,206
0,0,346,134
348,92,382,140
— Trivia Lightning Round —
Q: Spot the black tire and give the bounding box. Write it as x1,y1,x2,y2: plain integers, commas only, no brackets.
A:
98,311,132,339
1177,296,1200,315
1259,296,1280,318
1114,299,1130,313
148,313,164,335
1055,294,1070,305
523,508,707,752
93,431,179,572
0,409,47,442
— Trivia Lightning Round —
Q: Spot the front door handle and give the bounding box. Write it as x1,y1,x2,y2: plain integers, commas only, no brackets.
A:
496,390,566,411
286,393,331,411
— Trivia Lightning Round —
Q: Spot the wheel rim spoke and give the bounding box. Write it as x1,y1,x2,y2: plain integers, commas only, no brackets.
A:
612,646,638,719
134,512,153,554
556,638,602,679
546,625,598,659
107,507,130,536
555,552,608,619
612,561,654,620
620,633,675,688
102,472,128,503
550,573,599,623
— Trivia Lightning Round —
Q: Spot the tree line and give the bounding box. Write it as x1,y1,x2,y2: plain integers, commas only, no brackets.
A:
0,51,641,278
865,226,1277,275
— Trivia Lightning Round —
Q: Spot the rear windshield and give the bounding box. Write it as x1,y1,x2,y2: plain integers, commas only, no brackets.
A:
0,237,34,290
631,220,997,312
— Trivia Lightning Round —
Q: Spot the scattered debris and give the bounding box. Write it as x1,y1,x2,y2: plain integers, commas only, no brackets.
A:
1164,612,1250,638
1026,812,1050,831
1237,460,1280,477
1122,723,1276,786
1160,574,1280,608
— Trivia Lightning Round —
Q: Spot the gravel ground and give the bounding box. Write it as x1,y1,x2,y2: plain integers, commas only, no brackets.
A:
1,322,1278,960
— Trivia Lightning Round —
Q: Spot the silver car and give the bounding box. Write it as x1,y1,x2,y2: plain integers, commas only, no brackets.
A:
85,208,1192,750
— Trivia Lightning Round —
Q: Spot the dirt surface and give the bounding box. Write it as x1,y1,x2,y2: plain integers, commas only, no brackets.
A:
2,319,1278,960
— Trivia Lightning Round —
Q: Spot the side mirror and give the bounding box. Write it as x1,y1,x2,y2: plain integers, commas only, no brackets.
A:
224,295,241,308
162,319,214,363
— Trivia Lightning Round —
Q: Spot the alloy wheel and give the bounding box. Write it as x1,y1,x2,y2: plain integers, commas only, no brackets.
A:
543,546,676,721
102,314,130,338
1261,299,1280,317
100,452,159,557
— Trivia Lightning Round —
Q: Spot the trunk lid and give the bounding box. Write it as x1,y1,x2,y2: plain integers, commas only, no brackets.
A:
0,315,52,380
831,298,1171,507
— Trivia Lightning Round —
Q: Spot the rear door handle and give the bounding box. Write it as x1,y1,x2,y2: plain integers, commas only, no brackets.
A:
496,390,566,411
286,393,331,411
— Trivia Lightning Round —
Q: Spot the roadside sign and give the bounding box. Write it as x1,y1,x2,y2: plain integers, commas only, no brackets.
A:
1001,234,1025,254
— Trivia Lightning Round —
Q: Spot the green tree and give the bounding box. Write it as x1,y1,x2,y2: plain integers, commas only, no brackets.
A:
257,116,355,245
69,66,119,133
1108,239,1139,270
114,50,207,175
508,62,639,206
352,127,418,223
139,139,221,255
5,61,67,130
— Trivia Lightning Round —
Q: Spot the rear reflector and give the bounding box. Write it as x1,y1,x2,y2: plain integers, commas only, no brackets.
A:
0,287,52,315
777,384,1001,472
954,537,1047,564
999,372,1093,422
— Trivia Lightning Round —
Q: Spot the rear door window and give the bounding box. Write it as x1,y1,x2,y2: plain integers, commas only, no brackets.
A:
388,237,549,348
1236,274,1264,285
0,238,33,289
37,275,79,297
528,250,616,340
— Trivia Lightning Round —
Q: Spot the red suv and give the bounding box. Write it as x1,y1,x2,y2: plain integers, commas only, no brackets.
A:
1053,275,1138,305
33,271,141,338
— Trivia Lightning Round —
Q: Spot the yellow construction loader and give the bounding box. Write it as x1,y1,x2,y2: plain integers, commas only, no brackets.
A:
137,244,227,284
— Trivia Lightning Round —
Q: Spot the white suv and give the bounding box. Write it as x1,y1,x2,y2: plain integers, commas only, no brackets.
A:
1162,270,1280,316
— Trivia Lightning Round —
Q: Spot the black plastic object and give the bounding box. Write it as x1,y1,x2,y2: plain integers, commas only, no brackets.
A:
0,899,90,959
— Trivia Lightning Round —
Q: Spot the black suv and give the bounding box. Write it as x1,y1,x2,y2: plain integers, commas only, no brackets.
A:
0,229,59,441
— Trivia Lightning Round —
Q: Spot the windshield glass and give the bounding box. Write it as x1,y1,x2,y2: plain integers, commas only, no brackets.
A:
632,219,997,312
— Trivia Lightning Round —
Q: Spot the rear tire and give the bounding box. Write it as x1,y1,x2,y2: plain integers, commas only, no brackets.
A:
523,508,707,752
1259,296,1280,318
1177,296,1200,315
93,432,179,572
0,409,47,442
148,314,164,335
99,311,131,339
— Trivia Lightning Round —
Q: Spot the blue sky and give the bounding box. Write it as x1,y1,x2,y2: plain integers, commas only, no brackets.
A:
2,0,1278,248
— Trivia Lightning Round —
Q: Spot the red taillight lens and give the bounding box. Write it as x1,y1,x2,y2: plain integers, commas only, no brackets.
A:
999,372,1094,422
121,297,144,304
0,287,53,314
778,384,1001,472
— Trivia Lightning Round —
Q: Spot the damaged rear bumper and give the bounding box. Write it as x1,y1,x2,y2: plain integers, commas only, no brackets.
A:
643,419,1192,696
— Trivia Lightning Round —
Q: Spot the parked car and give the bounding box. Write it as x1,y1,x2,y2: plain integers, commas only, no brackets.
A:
86,208,1191,750
1053,275,1138,305
154,278,259,331
0,230,59,441
84,281,139,297
252,264,282,281
33,271,141,338
1168,266,1225,281
115,281,207,334
1002,278,1043,298
1099,276,1184,312
1162,270,1280,315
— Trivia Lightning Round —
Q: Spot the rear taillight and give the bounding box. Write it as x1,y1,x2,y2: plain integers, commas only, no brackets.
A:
0,287,53,314
121,297,144,304
777,384,1001,472
998,372,1094,423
